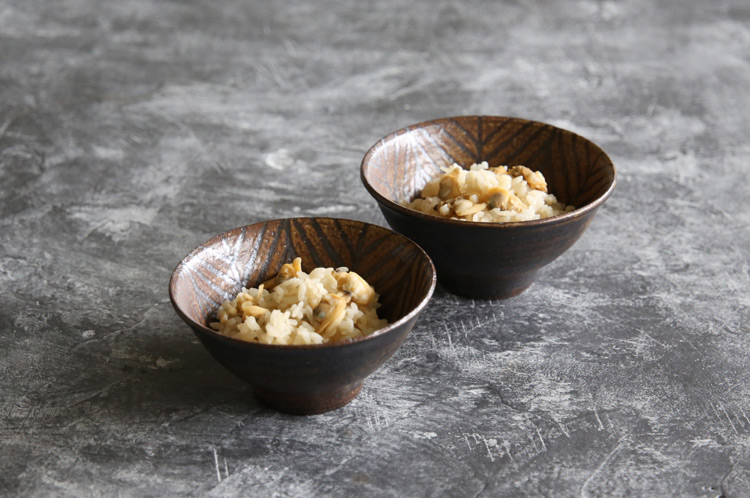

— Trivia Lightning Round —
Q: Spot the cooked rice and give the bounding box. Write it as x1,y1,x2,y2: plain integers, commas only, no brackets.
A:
210,257,388,345
404,162,575,222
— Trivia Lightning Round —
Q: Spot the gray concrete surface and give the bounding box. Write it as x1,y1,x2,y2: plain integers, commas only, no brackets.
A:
2,0,749,496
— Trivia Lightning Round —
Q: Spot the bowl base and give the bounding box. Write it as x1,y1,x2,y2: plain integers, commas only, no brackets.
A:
252,381,365,415
438,271,537,299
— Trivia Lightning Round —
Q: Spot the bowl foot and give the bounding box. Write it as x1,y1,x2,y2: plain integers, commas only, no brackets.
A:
252,381,365,415
437,271,537,299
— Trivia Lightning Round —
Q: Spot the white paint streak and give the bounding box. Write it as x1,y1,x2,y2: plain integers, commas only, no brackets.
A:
503,441,513,461
213,448,222,483
445,326,455,354
605,413,615,431
307,205,357,215
580,440,627,498
536,426,547,452
558,422,571,438
527,432,539,454
690,437,714,449
92,145,124,161
0,115,15,139
719,402,739,435
412,431,437,440
639,330,667,348
69,205,160,242
482,437,496,462
463,433,500,462
708,402,727,429
592,404,605,431
264,148,295,170
673,330,700,353
155,357,176,368
741,407,750,427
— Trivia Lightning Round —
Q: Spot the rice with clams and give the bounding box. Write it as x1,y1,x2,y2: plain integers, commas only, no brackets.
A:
404,162,575,222
210,258,388,345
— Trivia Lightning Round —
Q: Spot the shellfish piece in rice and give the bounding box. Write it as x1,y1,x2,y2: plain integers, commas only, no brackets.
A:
210,258,388,345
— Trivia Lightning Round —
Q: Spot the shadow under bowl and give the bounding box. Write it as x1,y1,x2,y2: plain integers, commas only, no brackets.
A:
361,115,616,299
169,217,436,414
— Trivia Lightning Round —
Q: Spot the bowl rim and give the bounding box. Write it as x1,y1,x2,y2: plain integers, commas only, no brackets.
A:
169,216,437,350
360,115,617,229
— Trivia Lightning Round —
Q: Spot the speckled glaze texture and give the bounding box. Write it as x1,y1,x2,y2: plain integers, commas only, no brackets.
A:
361,116,616,298
169,218,436,414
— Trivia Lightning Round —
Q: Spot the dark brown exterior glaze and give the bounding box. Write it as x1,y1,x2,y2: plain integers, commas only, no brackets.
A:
360,116,616,299
169,217,436,414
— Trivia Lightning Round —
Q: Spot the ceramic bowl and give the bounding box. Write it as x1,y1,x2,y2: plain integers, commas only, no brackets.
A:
361,115,616,299
169,217,436,414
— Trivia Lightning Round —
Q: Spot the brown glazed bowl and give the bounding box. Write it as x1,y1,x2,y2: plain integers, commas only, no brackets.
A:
169,218,435,414
361,115,616,299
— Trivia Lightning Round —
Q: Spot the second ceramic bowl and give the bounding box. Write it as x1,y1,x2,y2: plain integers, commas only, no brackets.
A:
361,115,616,299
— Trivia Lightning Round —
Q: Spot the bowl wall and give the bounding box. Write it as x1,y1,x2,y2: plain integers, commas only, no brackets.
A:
187,315,418,413
377,201,599,298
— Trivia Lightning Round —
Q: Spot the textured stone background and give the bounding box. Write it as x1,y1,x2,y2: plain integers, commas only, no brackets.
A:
2,0,750,496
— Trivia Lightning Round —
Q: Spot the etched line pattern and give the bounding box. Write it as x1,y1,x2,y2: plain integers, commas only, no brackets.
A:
352,390,391,432
460,432,551,464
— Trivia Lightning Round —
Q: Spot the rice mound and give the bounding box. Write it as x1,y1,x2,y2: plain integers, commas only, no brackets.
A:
210,258,389,345
404,162,575,222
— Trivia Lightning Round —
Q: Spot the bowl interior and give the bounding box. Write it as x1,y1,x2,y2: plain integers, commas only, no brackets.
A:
170,217,435,337
362,115,615,211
